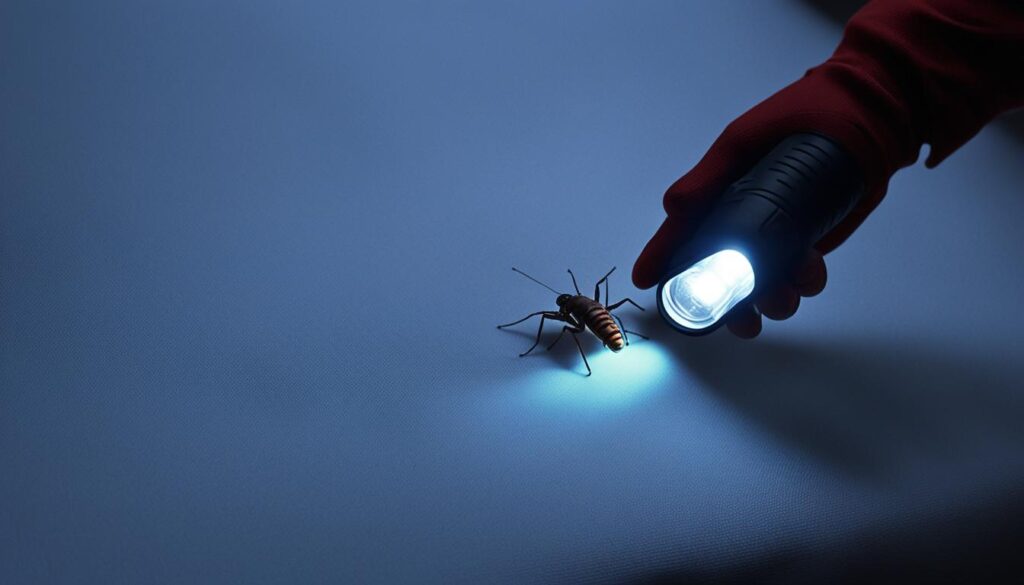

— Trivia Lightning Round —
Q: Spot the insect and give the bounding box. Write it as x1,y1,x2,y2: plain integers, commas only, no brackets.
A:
497,266,647,376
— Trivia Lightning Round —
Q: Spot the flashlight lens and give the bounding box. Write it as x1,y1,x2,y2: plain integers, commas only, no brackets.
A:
661,249,755,330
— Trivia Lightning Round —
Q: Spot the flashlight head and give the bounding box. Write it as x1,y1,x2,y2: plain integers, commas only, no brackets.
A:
653,133,865,335
657,249,755,334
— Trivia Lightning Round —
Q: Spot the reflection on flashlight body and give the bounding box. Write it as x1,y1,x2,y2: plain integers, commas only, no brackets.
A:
660,249,755,331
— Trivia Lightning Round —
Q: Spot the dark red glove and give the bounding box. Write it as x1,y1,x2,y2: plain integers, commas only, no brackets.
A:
633,0,1024,338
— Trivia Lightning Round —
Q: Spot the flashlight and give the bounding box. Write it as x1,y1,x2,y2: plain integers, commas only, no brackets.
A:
657,133,864,334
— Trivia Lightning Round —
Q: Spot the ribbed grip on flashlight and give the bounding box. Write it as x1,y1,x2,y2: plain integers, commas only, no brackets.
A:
656,133,865,335
669,132,865,298
688,134,864,286
720,133,864,245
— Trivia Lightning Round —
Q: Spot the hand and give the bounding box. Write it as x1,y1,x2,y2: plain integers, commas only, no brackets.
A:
634,213,827,338
632,62,898,338
634,0,1024,337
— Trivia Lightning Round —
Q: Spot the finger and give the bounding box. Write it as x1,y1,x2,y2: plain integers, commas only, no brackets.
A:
661,121,766,216
793,250,827,297
634,123,781,291
632,215,691,289
725,304,762,339
757,284,800,321
633,177,745,290
634,127,760,289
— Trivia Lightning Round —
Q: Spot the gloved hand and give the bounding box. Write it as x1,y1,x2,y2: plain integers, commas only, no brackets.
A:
632,0,1024,338
631,69,891,338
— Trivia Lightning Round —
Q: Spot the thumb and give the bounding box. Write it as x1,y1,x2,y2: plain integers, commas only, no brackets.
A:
632,125,755,289
632,215,689,289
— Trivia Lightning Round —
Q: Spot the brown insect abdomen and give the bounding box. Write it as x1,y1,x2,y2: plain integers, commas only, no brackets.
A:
580,303,624,352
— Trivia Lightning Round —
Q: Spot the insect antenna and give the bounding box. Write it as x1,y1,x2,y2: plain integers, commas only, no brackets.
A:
511,267,563,295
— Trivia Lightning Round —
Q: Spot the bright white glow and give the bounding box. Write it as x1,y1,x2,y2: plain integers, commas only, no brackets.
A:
660,249,755,331
524,342,671,408
686,270,728,307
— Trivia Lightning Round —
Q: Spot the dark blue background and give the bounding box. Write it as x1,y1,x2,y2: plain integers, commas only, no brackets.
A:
3,1,1024,582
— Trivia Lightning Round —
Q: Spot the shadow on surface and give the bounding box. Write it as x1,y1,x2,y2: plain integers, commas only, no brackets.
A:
624,485,1024,584
636,311,1024,478
998,109,1024,143
616,311,1024,583
802,0,865,23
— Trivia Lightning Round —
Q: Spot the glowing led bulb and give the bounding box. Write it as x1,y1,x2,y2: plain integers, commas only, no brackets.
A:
660,249,755,331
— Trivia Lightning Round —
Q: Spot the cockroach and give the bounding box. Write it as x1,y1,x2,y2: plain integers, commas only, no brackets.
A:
497,267,647,376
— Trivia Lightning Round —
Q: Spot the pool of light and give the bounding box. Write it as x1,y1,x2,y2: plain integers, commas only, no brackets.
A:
523,341,673,409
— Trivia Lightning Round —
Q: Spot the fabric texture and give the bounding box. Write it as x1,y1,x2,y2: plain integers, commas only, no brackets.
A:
4,2,1024,584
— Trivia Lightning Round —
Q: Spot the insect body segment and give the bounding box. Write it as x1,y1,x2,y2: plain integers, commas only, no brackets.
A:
497,267,648,376
563,296,624,352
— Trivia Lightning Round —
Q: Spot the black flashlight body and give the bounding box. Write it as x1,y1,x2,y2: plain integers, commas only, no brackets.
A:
657,132,865,334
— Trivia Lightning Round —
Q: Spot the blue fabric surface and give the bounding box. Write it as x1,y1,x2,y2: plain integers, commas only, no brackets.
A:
3,1,1024,583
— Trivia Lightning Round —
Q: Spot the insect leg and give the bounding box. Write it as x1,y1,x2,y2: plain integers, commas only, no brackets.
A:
520,312,567,357
569,328,592,376
497,310,550,329
567,269,582,295
621,321,649,341
546,314,581,351
593,267,616,302
610,314,630,346
606,298,645,312
552,317,591,375
546,327,566,351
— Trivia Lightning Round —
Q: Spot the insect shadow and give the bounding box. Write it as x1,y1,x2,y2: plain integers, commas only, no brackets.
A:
496,267,647,376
